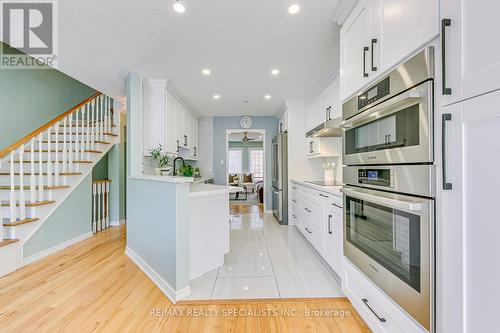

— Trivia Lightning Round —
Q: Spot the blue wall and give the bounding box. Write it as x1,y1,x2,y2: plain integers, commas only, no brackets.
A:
213,117,278,209
0,42,96,151
23,174,92,258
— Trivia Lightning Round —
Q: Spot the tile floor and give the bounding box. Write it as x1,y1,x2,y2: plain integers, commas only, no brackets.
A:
186,208,344,300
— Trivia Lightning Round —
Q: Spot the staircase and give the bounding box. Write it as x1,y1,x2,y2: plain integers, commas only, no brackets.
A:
0,93,120,277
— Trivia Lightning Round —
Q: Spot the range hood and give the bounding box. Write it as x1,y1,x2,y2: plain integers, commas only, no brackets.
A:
306,117,343,138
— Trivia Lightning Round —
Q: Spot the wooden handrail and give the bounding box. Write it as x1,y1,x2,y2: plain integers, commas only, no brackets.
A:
0,92,102,158
92,179,112,184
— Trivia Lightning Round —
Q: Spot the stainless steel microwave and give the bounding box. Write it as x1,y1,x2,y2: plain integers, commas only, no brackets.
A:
342,47,434,166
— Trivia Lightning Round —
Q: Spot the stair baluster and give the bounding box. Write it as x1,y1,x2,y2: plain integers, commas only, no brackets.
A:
54,122,60,186
30,139,36,203
100,95,104,142
103,96,108,139
91,100,96,151
92,183,97,234
38,133,44,202
18,145,26,220
10,151,16,224
68,113,74,173
79,107,84,162
85,102,90,159
0,159,3,242
62,116,68,175
46,127,52,188
105,181,110,228
97,182,101,232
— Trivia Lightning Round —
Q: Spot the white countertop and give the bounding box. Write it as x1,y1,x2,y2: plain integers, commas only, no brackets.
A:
290,179,343,197
130,174,194,183
189,183,232,197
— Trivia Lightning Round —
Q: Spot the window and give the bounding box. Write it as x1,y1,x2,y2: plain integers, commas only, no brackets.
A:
228,149,243,174
249,149,264,179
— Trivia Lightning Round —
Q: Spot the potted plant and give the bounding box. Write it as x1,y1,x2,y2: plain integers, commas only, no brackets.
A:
179,164,194,177
148,144,171,175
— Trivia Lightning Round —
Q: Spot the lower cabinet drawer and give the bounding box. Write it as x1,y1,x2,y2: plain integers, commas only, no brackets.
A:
301,216,324,256
344,262,428,333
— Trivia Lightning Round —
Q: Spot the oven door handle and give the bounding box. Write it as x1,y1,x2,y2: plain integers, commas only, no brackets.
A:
341,187,422,212
340,85,426,129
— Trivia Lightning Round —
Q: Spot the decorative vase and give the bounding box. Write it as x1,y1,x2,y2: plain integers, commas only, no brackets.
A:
155,168,162,176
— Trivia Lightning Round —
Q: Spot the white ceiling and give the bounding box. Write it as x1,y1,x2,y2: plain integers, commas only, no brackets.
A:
55,0,341,117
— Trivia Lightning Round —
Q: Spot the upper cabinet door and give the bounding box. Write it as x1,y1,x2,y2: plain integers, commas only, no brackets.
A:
340,0,374,102
379,0,438,73
441,0,500,106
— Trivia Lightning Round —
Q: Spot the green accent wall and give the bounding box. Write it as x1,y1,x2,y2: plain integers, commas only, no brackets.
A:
23,174,92,258
92,152,109,181
0,41,96,151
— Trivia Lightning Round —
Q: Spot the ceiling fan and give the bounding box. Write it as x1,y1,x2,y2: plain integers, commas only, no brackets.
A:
242,132,256,142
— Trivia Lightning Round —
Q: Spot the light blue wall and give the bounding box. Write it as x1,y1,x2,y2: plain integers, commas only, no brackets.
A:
23,174,92,258
0,42,96,151
213,117,278,208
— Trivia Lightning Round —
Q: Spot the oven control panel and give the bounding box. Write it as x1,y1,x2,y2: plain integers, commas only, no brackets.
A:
358,76,391,110
358,169,393,187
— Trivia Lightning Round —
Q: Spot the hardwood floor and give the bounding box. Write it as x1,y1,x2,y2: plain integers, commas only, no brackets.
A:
0,225,370,333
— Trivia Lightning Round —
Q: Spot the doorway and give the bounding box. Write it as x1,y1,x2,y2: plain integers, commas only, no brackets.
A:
225,129,266,211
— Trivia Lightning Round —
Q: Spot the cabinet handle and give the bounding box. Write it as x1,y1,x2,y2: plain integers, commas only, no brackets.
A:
305,227,312,234
441,19,452,95
194,147,197,156
363,46,369,77
442,113,453,190
332,203,343,209
319,193,329,198
293,214,297,219
309,141,313,154
184,135,188,147
292,199,297,203
176,140,180,153
362,299,387,323
292,186,297,190
305,208,311,213
328,215,332,234
370,39,378,71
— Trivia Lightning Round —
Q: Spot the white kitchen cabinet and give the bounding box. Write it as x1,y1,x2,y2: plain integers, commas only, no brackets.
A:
437,90,500,333
165,93,178,154
142,79,167,156
305,137,341,159
192,116,199,159
440,0,500,106
340,0,438,102
306,138,321,156
174,99,184,152
325,195,344,278
339,0,374,102
183,106,192,149
378,0,438,74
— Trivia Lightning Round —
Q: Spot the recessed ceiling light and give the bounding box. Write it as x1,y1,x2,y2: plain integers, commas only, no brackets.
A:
202,68,211,75
265,95,271,100
271,68,280,76
288,3,300,15
213,94,220,100
173,0,186,13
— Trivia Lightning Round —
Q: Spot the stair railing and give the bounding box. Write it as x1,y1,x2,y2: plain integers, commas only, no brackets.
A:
0,92,116,240
92,179,111,234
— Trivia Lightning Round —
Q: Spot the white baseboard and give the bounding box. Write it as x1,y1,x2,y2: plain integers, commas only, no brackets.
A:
110,219,126,227
22,231,93,267
125,246,190,304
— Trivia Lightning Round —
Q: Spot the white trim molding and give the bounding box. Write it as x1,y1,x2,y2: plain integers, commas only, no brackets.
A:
125,246,191,304
110,219,127,227
22,231,93,267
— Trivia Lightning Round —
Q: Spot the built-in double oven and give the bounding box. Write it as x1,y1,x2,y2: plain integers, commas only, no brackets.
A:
341,47,435,332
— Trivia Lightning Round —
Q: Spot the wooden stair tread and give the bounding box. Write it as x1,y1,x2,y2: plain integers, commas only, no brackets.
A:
0,185,70,190
11,160,93,164
24,150,102,153
3,217,39,227
0,239,19,248
0,172,81,176
41,140,111,144
1,200,55,207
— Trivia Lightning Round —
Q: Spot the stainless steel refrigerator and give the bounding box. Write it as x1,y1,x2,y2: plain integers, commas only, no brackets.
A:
272,132,288,225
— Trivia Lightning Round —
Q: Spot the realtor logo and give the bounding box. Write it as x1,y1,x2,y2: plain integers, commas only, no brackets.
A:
0,0,58,69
